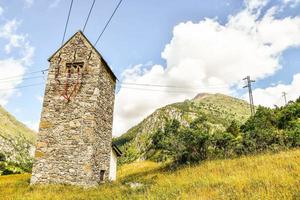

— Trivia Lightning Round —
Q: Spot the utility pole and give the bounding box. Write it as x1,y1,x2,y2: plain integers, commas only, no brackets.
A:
282,92,287,105
243,76,255,116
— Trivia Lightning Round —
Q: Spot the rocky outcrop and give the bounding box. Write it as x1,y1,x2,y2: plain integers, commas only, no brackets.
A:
0,105,36,168
0,134,34,164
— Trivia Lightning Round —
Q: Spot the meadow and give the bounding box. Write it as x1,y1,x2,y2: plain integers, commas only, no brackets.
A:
0,149,299,200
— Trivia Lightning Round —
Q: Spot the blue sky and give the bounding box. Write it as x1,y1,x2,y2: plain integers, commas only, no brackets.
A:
0,0,300,135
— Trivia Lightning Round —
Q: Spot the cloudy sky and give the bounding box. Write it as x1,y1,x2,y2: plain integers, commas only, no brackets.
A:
0,0,300,136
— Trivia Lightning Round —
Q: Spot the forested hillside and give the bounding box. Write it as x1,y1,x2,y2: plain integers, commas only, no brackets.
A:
115,93,300,165
114,93,251,163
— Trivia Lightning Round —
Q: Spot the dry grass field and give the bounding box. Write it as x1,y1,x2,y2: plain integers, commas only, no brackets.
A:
1,149,300,200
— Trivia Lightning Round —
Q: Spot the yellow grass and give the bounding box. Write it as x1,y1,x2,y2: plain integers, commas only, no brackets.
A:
1,149,300,200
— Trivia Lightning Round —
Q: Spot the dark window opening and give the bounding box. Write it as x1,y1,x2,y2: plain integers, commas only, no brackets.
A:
66,62,84,69
100,170,105,182
65,62,84,78
67,69,71,78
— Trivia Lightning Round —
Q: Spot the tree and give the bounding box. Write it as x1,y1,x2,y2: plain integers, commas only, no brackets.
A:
241,106,279,152
177,128,210,164
276,101,300,129
226,120,240,136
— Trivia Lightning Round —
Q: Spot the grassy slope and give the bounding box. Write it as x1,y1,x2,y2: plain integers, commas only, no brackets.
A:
0,105,36,143
1,149,299,200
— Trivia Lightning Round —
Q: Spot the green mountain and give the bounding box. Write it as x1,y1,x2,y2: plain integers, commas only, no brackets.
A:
114,93,251,163
0,105,36,168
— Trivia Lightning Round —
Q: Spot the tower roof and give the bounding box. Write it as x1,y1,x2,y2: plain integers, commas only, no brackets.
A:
48,31,117,81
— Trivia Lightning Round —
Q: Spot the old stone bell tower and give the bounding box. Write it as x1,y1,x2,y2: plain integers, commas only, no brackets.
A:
30,31,120,186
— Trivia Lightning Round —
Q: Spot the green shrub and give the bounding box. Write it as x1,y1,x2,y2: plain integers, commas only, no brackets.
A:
226,120,240,136
0,153,6,162
2,166,23,175
0,162,6,171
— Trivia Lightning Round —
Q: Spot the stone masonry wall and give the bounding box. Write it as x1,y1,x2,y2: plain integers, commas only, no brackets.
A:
30,31,116,187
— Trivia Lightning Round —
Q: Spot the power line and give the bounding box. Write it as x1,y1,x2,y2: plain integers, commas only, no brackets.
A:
0,68,230,90
83,0,96,32
0,75,44,84
0,80,227,94
120,86,200,94
243,76,255,116
120,82,229,89
61,0,74,45
0,69,48,81
0,82,45,91
94,0,124,46
0,75,230,90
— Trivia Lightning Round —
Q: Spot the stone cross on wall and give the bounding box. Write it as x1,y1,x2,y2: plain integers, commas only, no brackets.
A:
30,31,118,187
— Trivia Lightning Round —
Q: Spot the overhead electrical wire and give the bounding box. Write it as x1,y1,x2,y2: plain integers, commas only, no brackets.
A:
94,0,124,46
0,80,230,94
13,74,225,93
0,80,232,96
0,71,230,90
0,69,48,81
83,0,96,32
7,0,121,85
120,86,202,94
120,82,229,89
0,75,45,84
61,0,74,45
0,0,124,89
0,82,45,91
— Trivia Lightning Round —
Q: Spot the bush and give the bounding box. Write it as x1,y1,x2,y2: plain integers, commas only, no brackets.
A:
226,120,240,136
210,131,235,158
286,128,300,147
0,152,6,162
0,162,6,171
2,166,23,175
2,168,14,175
176,128,210,163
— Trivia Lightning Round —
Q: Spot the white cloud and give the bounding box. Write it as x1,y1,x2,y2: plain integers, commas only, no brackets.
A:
250,73,300,107
245,0,269,11
24,0,34,8
0,19,35,105
0,59,26,105
0,6,4,16
113,1,300,136
282,0,300,7
49,0,62,8
0,19,34,65
14,108,21,114
24,120,39,131
36,95,43,103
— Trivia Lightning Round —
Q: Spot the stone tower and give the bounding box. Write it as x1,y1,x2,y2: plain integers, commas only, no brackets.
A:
31,31,117,186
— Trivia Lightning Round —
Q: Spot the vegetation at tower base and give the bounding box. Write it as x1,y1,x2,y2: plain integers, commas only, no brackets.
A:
115,93,300,165
0,105,36,175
